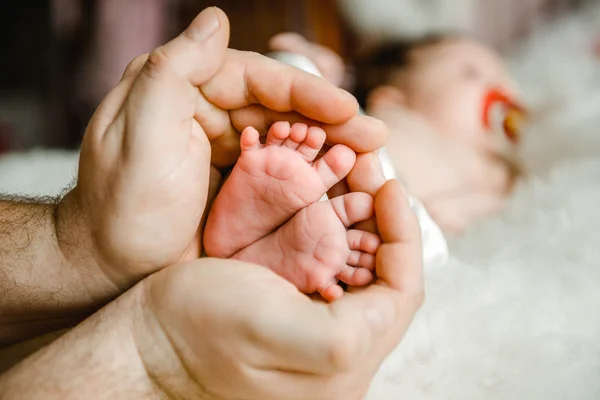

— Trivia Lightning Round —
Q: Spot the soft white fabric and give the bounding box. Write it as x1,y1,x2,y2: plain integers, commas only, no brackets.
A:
336,0,580,50
1,4,600,398
367,3,600,398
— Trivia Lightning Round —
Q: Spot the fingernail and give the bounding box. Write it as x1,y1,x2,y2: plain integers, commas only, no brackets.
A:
193,7,221,42
341,89,359,104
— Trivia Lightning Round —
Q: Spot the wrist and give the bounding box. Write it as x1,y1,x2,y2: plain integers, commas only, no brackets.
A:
132,271,207,399
54,187,121,306
0,281,169,399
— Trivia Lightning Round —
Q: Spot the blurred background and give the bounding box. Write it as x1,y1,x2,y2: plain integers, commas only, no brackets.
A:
0,0,584,154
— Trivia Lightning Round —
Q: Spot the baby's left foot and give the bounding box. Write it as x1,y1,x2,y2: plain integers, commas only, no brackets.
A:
204,121,355,258
233,192,381,301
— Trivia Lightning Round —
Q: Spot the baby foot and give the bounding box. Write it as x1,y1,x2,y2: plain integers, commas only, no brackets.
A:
204,121,356,258
233,192,381,302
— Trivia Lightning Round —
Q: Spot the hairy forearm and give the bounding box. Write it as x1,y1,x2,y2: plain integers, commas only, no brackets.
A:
0,192,117,346
0,284,165,399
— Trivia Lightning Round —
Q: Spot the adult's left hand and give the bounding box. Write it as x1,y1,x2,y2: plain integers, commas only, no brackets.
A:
56,6,388,300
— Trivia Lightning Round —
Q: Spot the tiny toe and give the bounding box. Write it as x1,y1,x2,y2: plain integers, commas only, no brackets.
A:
329,193,375,228
265,121,291,146
290,123,309,142
319,281,344,302
297,126,326,162
347,229,381,254
346,250,376,270
312,144,356,189
337,266,374,287
240,127,261,151
283,123,307,150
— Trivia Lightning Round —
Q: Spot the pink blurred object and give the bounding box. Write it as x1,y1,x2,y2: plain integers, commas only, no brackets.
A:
77,0,169,106
0,121,14,155
51,0,169,108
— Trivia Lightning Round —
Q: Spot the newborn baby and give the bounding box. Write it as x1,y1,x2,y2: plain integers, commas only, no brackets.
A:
204,122,380,302
271,33,527,234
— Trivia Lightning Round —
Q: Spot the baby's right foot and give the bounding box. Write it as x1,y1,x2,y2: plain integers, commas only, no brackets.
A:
204,122,356,258
232,192,381,302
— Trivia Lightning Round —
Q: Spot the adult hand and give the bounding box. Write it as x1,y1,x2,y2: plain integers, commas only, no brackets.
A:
56,7,388,297
138,163,424,400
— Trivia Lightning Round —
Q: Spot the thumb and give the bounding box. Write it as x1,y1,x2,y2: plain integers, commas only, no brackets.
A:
119,7,229,159
142,6,230,86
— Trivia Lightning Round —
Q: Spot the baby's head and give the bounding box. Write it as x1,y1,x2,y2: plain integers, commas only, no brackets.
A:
355,34,524,156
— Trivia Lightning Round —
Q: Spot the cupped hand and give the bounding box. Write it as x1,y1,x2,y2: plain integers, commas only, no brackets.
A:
58,7,387,294
138,161,424,400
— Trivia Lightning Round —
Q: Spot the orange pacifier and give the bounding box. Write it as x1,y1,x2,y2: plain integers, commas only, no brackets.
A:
482,89,528,145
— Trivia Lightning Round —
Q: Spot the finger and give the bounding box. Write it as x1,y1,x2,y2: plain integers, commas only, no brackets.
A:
347,152,388,233
201,49,358,125
195,89,240,168
268,32,347,87
347,152,388,197
141,7,230,86
268,32,309,52
229,105,388,153
375,180,423,293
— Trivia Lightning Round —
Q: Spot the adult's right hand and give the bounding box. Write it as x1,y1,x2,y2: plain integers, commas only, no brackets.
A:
137,163,424,400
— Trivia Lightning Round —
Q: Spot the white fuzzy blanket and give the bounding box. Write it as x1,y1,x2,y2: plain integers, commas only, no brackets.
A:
2,4,600,399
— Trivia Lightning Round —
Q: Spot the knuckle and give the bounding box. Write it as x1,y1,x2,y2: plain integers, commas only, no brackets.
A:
142,47,172,80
